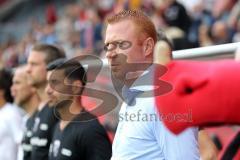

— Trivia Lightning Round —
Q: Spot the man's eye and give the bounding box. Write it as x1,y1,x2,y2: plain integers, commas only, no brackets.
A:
50,80,59,85
14,81,20,85
119,41,132,49
104,43,116,51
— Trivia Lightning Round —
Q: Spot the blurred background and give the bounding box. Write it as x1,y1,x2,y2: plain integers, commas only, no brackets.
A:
1,0,240,68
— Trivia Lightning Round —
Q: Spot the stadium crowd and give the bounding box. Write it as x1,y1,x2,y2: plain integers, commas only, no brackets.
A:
1,0,240,67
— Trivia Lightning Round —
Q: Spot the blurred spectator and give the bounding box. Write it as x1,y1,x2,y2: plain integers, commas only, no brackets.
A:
55,4,75,45
198,130,218,160
232,20,240,42
97,0,114,18
164,27,189,50
234,45,240,61
45,3,57,25
1,37,18,67
128,0,141,10
1,0,240,54
0,68,23,160
11,65,39,160
64,30,82,57
211,0,236,20
198,24,213,46
0,0,7,6
152,0,193,48
211,20,231,45
229,0,240,43
206,127,240,159
11,65,39,118
86,8,104,54
228,0,240,30
153,0,192,35
40,23,58,44
30,20,44,42
1,44,18,68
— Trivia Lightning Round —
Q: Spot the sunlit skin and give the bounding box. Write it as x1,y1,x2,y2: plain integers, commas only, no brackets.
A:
26,50,49,106
45,70,83,129
105,20,154,82
11,66,39,114
11,67,36,106
45,70,73,108
154,41,172,65
26,51,47,88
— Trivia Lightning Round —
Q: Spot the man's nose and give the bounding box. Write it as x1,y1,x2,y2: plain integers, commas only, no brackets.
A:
45,84,53,95
26,65,31,74
106,50,118,60
10,86,16,97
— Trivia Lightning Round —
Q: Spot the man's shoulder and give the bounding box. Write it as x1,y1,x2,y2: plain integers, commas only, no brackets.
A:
1,103,23,120
135,96,156,113
37,104,58,121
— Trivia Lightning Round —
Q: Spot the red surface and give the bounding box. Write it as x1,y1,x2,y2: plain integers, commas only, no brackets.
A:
155,60,240,134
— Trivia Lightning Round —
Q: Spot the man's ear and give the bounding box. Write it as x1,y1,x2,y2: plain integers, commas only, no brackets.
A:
143,37,155,57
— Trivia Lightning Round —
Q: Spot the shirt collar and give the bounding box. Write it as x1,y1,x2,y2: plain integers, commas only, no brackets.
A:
121,65,154,106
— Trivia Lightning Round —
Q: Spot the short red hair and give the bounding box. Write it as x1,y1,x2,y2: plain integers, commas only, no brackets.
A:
106,10,157,43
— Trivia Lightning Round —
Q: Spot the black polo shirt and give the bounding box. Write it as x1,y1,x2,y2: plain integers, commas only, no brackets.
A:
30,104,59,160
22,111,37,160
49,111,112,160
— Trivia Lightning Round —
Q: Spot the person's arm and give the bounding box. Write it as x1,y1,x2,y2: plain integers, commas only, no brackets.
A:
199,130,218,160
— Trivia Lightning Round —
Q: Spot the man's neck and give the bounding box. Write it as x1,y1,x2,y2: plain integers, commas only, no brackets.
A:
125,72,143,87
125,63,152,87
36,84,48,104
22,94,40,116
59,98,83,130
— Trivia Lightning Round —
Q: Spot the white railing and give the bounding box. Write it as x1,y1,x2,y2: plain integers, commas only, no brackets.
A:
173,42,240,59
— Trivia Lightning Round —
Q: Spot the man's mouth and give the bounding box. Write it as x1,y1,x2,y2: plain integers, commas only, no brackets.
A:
47,95,55,101
111,63,119,67
110,64,120,71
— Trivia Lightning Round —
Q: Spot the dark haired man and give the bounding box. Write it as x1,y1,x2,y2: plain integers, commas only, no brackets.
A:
46,58,112,160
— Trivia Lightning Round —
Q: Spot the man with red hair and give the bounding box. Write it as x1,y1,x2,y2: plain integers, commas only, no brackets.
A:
105,10,199,160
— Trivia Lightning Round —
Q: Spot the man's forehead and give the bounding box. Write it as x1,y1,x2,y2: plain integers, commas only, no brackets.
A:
47,71,53,80
28,50,46,62
14,68,27,79
105,20,136,42
15,66,27,73
47,69,65,80
13,74,27,83
106,20,135,32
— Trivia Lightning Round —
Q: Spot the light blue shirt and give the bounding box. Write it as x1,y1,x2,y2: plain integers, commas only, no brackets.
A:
111,66,200,160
